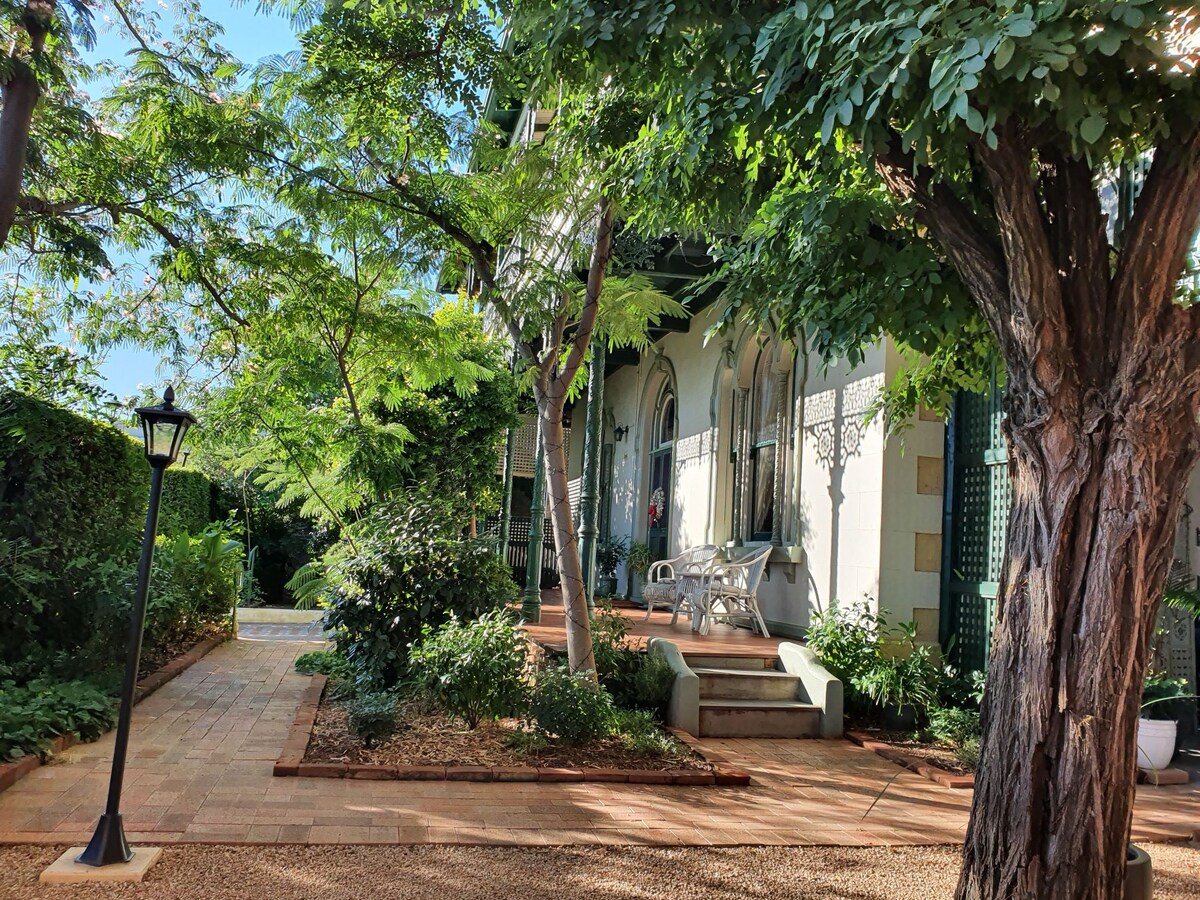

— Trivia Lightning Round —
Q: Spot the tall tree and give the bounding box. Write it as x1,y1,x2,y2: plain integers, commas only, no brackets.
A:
521,2,1200,897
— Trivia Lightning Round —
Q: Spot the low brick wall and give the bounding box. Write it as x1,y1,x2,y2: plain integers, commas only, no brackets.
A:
0,636,226,795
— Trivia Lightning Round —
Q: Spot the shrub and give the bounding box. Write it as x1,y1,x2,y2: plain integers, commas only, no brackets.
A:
323,499,517,689
408,610,527,728
159,468,215,537
0,391,144,662
346,692,398,747
613,708,678,758
147,521,241,647
927,705,982,747
0,679,117,761
529,664,615,744
807,601,947,722
295,649,355,680
957,737,982,769
589,602,675,718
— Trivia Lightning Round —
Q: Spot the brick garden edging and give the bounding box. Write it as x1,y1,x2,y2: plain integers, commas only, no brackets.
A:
846,730,975,790
0,635,227,796
275,674,752,787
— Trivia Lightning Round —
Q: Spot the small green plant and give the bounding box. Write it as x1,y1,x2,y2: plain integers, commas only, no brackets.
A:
529,664,615,744
0,679,117,761
408,610,528,728
596,536,628,578
626,541,653,579
1141,671,1194,721
613,708,679,757
295,649,354,680
590,602,676,717
956,736,982,769
504,728,549,755
346,692,398,748
927,705,982,747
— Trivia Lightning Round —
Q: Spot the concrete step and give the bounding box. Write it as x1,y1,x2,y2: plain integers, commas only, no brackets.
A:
682,654,779,672
693,666,804,702
698,699,823,738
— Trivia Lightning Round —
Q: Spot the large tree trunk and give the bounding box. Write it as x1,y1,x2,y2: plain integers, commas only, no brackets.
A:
957,360,1200,899
0,2,53,249
536,387,597,676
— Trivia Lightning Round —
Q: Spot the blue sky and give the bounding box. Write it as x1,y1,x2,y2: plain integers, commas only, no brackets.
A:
91,1,300,399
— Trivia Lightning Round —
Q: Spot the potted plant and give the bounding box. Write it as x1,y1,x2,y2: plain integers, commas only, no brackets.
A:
595,536,627,598
1137,670,1192,770
626,541,653,601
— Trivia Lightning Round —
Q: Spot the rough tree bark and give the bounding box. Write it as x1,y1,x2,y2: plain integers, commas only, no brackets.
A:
881,123,1200,899
0,1,54,250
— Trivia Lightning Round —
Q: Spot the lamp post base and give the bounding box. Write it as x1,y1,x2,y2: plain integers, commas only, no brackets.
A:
76,813,132,867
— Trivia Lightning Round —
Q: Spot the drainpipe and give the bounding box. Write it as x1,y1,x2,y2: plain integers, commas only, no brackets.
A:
706,340,735,545
521,426,546,622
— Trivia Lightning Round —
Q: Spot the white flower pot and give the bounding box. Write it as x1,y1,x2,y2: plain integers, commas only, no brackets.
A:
1136,717,1177,771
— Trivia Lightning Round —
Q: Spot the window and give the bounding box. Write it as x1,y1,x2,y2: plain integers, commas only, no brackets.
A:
648,386,674,561
750,349,777,542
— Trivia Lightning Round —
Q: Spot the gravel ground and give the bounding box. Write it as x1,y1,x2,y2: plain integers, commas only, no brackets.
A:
1,843,1197,900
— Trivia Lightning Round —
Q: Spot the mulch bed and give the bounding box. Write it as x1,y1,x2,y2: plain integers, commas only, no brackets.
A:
138,625,228,681
276,675,751,786
306,700,709,772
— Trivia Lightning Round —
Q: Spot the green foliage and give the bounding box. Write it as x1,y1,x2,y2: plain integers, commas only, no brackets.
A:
147,522,242,648
295,649,355,681
0,679,117,762
408,611,528,728
589,602,676,718
612,708,680,758
160,469,215,537
0,391,144,661
626,542,653,579
807,601,946,721
528,664,616,744
596,536,628,578
322,499,517,689
1141,671,1195,722
927,706,982,748
346,692,398,748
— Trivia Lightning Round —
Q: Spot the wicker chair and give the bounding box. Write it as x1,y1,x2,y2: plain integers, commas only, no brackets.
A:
642,545,721,622
696,545,774,636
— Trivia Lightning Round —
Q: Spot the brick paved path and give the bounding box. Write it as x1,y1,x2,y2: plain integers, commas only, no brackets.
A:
0,639,1194,847
237,621,327,642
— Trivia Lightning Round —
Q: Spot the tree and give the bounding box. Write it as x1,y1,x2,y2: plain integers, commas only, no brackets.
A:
248,1,683,674
520,2,1200,897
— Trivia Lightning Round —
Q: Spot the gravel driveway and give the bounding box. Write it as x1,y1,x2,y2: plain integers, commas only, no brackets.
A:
1,843,1197,899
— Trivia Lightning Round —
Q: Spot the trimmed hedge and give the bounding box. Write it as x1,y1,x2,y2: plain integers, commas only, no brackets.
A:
0,391,145,662
160,468,214,536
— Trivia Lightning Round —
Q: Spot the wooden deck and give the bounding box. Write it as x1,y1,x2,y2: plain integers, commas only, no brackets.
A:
522,592,784,659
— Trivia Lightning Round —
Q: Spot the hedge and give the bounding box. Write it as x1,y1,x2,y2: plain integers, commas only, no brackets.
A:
160,468,215,536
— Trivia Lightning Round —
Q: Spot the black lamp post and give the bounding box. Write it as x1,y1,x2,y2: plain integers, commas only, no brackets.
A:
77,387,195,867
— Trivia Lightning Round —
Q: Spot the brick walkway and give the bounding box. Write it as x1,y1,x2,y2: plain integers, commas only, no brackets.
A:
0,639,1194,847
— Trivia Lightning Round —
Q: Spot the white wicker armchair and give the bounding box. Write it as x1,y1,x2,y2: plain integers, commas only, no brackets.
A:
642,545,721,621
696,545,773,636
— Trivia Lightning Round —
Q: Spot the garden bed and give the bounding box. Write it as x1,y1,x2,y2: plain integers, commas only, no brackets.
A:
275,675,750,786
846,730,975,789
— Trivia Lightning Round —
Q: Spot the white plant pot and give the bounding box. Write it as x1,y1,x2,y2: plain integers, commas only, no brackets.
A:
1136,717,1177,770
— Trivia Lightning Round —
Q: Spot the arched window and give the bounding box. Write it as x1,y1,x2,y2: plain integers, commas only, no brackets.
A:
648,385,675,561
749,349,777,542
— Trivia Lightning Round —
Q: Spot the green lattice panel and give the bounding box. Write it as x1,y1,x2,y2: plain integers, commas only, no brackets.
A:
952,467,992,583
953,592,995,674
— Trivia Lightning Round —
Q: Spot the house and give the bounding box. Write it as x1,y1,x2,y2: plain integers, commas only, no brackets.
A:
485,98,1198,720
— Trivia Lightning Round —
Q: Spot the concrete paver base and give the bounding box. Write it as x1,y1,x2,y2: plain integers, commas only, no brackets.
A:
0,639,1195,848
39,846,162,883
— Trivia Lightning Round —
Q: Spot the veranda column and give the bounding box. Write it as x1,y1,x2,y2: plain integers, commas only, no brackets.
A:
771,369,788,547
577,343,606,609
498,424,516,558
730,386,749,545
521,426,546,622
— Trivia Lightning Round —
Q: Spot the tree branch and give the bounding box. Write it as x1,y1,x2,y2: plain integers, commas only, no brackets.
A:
555,197,614,393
